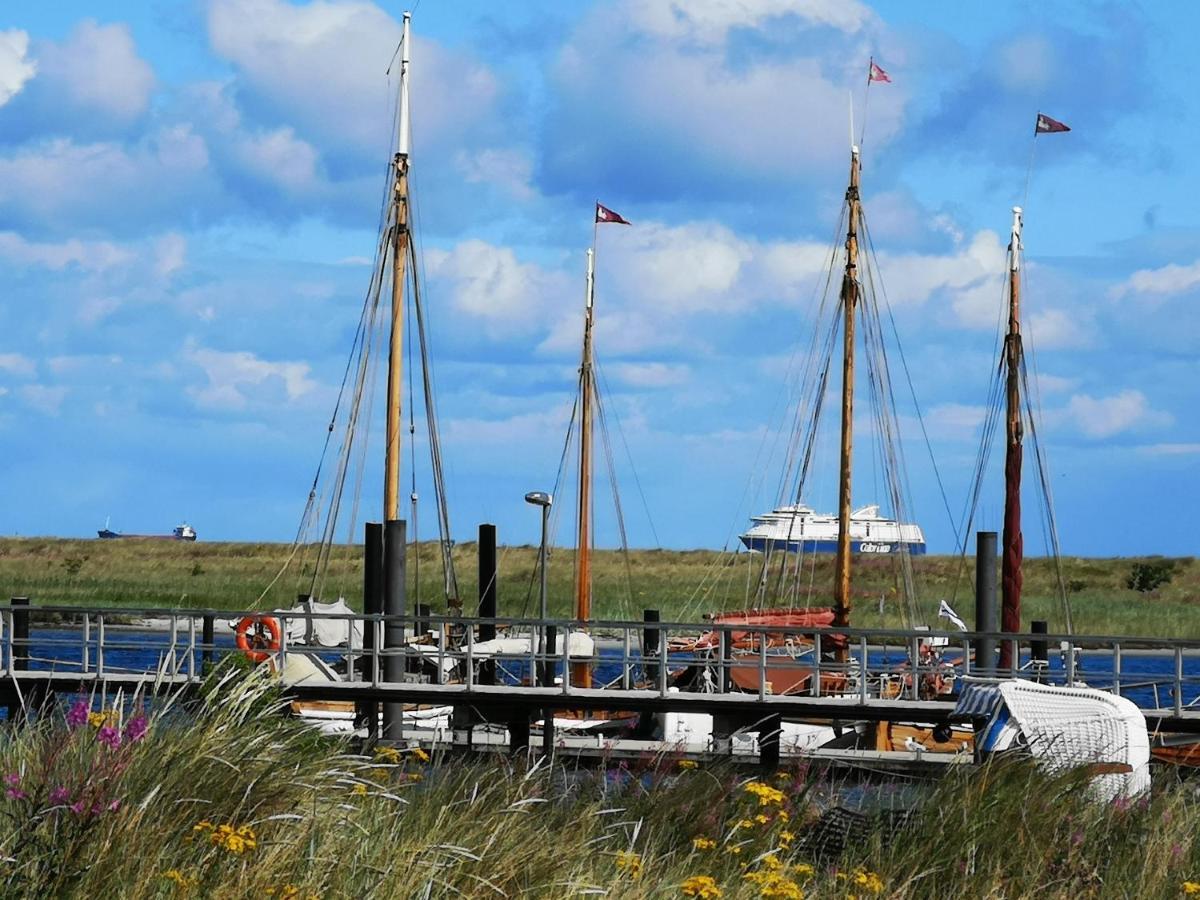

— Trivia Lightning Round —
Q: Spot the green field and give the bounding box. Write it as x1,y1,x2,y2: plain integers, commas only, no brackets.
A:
0,537,1195,635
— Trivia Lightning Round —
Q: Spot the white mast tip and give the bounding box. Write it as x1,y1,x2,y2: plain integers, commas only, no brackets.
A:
1012,206,1022,214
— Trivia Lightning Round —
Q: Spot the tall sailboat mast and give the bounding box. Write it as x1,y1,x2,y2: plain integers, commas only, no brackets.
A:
573,247,596,687
832,147,862,634
1000,206,1024,667
383,11,412,521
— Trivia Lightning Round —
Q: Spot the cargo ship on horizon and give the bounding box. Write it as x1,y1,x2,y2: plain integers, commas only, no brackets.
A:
97,520,197,542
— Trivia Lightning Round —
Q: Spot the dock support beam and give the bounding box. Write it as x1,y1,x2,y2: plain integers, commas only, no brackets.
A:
382,519,407,740
478,524,497,686
642,609,660,685
974,532,998,675
759,713,782,769
201,614,215,670
361,522,384,737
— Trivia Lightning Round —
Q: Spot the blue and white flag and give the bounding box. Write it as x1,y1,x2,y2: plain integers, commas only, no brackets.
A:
937,600,968,632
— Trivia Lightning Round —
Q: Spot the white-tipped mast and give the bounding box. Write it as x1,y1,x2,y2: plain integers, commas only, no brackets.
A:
1010,205,1022,271
585,247,595,309
398,11,411,158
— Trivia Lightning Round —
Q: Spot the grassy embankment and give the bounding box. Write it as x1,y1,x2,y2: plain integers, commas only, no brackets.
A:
2,672,1200,898
0,537,1196,635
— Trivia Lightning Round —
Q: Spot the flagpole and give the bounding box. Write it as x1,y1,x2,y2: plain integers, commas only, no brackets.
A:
1022,134,1038,212
859,61,873,151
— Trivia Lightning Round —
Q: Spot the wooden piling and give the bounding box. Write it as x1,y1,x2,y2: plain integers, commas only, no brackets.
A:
478,524,497,686
382,519,407,740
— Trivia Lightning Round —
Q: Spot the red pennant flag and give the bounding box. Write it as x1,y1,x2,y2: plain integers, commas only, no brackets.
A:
595,202,630,225
1035,113,1070,134
868,59,891,84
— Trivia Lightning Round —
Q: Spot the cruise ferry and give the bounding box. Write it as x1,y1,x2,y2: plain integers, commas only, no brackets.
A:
739,503,925,555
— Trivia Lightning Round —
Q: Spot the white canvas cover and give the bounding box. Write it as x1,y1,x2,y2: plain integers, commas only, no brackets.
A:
997,680,1150,801
277,598,363,649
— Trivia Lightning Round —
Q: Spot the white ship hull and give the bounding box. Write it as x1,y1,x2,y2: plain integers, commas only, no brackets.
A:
740,503,925,555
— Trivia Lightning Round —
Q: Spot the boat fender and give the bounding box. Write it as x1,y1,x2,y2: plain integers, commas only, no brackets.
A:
235,615,282,664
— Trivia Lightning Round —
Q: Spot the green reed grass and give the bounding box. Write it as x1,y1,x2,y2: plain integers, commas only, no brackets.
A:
0,537,1196,635
1,673,1200,897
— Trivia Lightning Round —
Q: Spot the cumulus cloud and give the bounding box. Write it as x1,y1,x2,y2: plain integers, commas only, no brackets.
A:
185,344,317,411
0,30,36,107
0,231,134,271
34,20,155,122
1064,389,1171,439
206,0,500,161
0,353,35,378
1109,259,1200,300
603,361,691,389
18,384,67,415
1138,442,1200,456
540,0,902,200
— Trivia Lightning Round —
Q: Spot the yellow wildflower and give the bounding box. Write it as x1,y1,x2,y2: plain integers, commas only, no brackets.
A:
372,768,390,782
374,746,402,765
409,747,430,763
736,819,756,830
692,836,716,851
678,759,699,770
761,853,782,871
1184,884,1200,897
775,771,790,781
351,783,368,796
615,850,643,879
162,869,197,889
755,814,771,826
87,710,116,728
777,810,790,823
778,830,795,849
681,874,722,898
743,782,786,807
209,823,258,854
744,869,804,899
192,820,214,834
851,869,884,894
790,862,813,878
729,846,743,856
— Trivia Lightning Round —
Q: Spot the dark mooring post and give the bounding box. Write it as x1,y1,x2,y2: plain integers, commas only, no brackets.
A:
382,519,407,740
1031,620,1049,664
642,609,661,685
360,522,384,736
7,597,29,723
974,532,998,675
201,614,215,669
759,713,782,769
541,625,557,688
478,524,497,686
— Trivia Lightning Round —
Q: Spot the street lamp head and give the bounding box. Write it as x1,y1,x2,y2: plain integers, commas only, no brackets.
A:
524,491,553,508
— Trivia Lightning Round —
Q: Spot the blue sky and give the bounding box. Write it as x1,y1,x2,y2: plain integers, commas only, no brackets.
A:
0,0,1197,557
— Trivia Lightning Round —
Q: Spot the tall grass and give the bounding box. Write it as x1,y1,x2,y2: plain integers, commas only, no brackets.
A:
0,537,1196,635
1,674,1200,897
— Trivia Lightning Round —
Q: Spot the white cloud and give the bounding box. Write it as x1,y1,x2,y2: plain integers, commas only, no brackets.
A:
232,126,320,193
879,230,1006,319
0,354,35,378
35,20,155,121
604,361,691,389
927,403,987,433
0,128,211,229
0,29,36,107
454,148,536,201
1109,259,1200,300
185,344,316,411
1064,389,1171,439
206,0,499,158
1027,308,1094,349
425,240,570,338
0,231,134,272
154,233,187,279
1032,373,1079,395
1138,443,1200,456
18,384,67,415
624,0,875,46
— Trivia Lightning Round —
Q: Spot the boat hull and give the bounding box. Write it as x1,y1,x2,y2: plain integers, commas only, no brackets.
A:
739,536,925,555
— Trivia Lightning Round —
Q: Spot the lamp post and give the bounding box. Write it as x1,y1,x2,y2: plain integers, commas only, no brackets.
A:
524,491,552,683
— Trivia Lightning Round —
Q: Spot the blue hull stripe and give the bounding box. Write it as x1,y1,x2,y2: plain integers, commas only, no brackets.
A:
740,537,926,555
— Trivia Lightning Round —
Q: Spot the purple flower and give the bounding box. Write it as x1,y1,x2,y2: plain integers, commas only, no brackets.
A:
5,788,26,801
124,715,148,744
48,787,70,805
107,799,120,812
66,699,89,729
97,725,121,749
69,800,85,815
3,773,19,787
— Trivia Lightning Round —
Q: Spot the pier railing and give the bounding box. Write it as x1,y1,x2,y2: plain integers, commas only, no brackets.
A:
1,604,1199,716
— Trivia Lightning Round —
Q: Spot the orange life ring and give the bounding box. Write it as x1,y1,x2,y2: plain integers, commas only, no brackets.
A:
235,615,282,664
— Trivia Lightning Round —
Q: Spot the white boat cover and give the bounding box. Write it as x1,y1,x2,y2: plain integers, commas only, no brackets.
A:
996,680,1150,801
277,598,363,649
469,632,595,659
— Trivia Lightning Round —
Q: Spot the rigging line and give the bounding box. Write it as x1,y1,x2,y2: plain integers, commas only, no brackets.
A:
593,364,635,614
596,361,662,550
861,218,959,554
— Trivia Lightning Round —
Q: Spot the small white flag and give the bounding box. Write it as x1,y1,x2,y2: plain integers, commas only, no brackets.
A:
937,600,968,632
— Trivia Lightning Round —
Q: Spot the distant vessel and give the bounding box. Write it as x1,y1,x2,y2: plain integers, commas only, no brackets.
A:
739,503,925,555
97,521,197,542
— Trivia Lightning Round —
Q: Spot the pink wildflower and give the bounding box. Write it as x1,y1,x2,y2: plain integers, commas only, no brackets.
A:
49,787,70,805
4,773,19,787
5,788,26,801
124,715,148,743
107,799,120,812
70,800,86,815
66,700,89,729
97,725,121,749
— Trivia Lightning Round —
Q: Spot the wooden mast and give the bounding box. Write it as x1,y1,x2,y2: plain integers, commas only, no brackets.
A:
572,247,596,687
383,11,412,522
832,146,861,642
1000,206,1024,668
